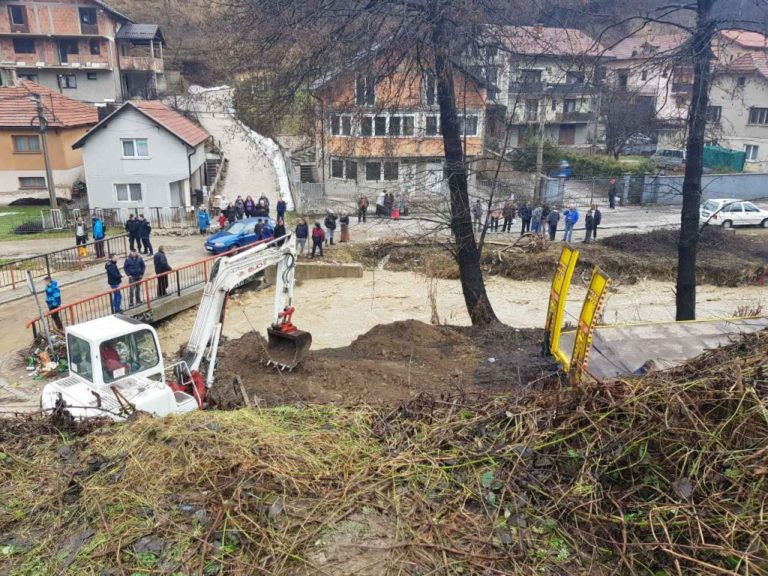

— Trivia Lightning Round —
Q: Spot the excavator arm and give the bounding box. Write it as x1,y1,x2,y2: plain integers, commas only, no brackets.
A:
183,234,310,388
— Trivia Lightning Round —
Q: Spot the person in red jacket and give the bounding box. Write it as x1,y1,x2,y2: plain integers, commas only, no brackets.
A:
310,222,325,258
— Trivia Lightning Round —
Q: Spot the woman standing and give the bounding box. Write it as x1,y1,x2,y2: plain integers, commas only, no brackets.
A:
311,222,325,258
339,213,350,242
244,195,255,218
295,218,309,255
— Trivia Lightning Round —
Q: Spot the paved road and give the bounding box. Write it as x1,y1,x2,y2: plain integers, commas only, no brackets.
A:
184,89,280,208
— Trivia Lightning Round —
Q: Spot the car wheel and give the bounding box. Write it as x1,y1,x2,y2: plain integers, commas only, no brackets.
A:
721,220,733,229
762,219,768,229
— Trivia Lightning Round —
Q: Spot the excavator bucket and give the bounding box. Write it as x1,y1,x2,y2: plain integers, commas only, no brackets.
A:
266,326,312,370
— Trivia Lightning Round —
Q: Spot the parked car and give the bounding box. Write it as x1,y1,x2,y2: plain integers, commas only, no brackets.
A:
700,199,768,228
651,148,686,170
205,217,275,254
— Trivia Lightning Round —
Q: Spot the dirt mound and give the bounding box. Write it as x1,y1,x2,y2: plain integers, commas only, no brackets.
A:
210,320,555,408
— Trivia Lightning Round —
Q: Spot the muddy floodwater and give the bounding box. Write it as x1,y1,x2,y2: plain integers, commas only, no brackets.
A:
156,270,766,352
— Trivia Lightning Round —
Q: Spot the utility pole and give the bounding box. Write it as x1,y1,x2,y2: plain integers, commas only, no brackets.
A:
31,94,58,210
534,96,546,201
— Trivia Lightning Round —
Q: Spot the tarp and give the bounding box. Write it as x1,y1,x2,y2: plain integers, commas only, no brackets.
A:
703,145,746,173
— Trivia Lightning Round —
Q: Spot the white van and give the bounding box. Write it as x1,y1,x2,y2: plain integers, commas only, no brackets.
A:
651,148,686,169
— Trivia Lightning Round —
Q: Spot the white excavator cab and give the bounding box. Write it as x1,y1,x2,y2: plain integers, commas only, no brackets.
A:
41,315,198,420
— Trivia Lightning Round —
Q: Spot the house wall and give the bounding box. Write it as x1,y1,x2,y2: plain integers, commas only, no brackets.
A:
709,73,768,172
0,126,87,171
12,67,119,102
603,59,689,122
81,107,207,210
0,0,119,36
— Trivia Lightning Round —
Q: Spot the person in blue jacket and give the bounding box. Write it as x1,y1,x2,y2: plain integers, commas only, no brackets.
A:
562,205,579,243
44,275,63,330
124,249,146,307
92,216,106,258
105,254,123,313
197,205,211,235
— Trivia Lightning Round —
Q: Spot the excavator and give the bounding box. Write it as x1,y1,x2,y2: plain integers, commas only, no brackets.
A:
40,235,311,420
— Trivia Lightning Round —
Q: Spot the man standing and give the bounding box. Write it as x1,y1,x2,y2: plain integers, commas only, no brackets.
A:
357,195,369,223
197,205,210,235
608,177,618,209
235,195,245,219
105,254,123,313
324,211,338,245
519,202,532,234
92,215,105,258
531,205,543,234
75,217,88,249
583,208,594,243
546,208,560,241
138,215,153,255
153,246,172,297
44,275,63,330
502,199,516,233
276,196,286,220
472,199,484,233
562,205,579,243
592,204,602,241
376,190,386,217
124,249,146,306
125,214,139,251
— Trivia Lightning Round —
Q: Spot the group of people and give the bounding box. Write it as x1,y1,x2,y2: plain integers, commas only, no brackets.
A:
219,194,287,225
291,210,351,259
103,246,173,314
125,214,153,255
472,197,603,244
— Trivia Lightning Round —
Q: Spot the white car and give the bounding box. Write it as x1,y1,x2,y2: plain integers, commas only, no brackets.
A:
700,199,768,228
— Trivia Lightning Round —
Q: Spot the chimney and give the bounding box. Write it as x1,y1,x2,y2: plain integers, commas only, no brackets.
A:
96,100,118,121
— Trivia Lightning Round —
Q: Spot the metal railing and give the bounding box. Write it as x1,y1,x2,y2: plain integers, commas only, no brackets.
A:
1,234,130,289
26,242,267,339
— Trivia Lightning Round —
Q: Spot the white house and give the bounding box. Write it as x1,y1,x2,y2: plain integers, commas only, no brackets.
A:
73,100,209,212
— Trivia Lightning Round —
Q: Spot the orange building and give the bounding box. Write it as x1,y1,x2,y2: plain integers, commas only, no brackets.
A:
310,64,487,197
0,79,97,202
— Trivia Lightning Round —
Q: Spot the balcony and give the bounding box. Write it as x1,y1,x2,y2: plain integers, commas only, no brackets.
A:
120,55,163,73
671,83,693,94
555,111,595,123
508,82,545,94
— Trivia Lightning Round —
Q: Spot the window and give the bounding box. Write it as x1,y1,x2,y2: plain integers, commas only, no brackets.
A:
13,38,35,54
485,45,498,58
12,135,41,153
330,158,357,180
115,183,143,202
18,73,38,82
346,159,357,180
425,115,439,136
521,69,542,84
423,73,437,106
525,99,538,121
67,334,93,383
329,114,351,136
737,76,746,87
566,71,584,84
459,115,478,136
8,5,27,29
361,116,373,136
99,329,160,383
725,202,743,212
374,116,386,136
617,71,629,89
59,40,79,55
19,177,46,189
59,74,77,89
744,202,760,213
365,161,381,181
79,7,98,33
89,39,101,55
745,145,759,162
706,106,722,122
485,66,498,101
563,99,577,113
355,74,375,106
675,95,688,108
383,161,398,181
87,72,97,80
402,116,414,136
748,108,768,125
122,138,149,158
551,100,558,111
388,116,401,136
331,158,344,179
641,70,648,81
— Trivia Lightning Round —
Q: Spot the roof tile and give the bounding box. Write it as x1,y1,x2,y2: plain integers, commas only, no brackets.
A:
498,26,605,57
0,81,98,129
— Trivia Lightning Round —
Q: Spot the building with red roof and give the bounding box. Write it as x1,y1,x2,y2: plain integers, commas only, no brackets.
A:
72,100,210,212
0,79,98,201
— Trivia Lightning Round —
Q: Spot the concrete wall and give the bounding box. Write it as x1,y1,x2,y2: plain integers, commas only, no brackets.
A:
642,172,768,204
14,67,120,102
82,107,207,210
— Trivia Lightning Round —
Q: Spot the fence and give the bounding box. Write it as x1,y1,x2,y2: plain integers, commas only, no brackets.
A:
540,175,645,207
641,172,768,204
26,242,263,338
0,234,129,289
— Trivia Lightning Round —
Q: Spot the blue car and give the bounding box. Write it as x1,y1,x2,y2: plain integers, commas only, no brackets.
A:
205,217,275,254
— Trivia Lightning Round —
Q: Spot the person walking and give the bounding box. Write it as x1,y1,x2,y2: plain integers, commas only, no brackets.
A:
92,215,105,258
124,249,146,306
125,214,139,251
519,202,532,234
244,195,256,218
357,195,369,223
562,205,579,242
608,177,618,209
138,215,153,255
105,254,123,313
276,196,286,221
502,199,516,232
324,211,337,245
592,204,602,241
75,217,88,250
295,218,309,255
273,218,286,246
153,247,172,297
531,205,543,234
583,208,594,243
472,199,484,233
311,222,325,258
197,206,210,235
44,275,64,330
546,208,560,241
339,213,350,242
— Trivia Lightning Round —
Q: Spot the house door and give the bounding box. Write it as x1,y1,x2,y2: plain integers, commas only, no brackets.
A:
558,125,576,146
425,163,444,194
169,180,185,207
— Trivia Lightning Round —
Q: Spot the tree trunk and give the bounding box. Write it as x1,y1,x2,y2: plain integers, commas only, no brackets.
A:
433,18,498,325
676,0,714,321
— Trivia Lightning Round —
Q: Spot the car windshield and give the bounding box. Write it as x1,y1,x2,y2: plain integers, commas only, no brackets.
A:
68,334,93,383
701,201,719,212
226,222,246,235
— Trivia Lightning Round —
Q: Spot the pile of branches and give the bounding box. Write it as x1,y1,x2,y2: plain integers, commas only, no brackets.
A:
0,333,766,574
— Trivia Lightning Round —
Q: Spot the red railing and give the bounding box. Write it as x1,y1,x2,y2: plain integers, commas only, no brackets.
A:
26,242,267,339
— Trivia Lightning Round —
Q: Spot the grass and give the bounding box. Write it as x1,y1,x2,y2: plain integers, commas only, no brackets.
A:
1,332,767,575
0,207,72,242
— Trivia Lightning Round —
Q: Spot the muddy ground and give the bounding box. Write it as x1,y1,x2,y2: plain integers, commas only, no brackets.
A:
210,320,556,408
